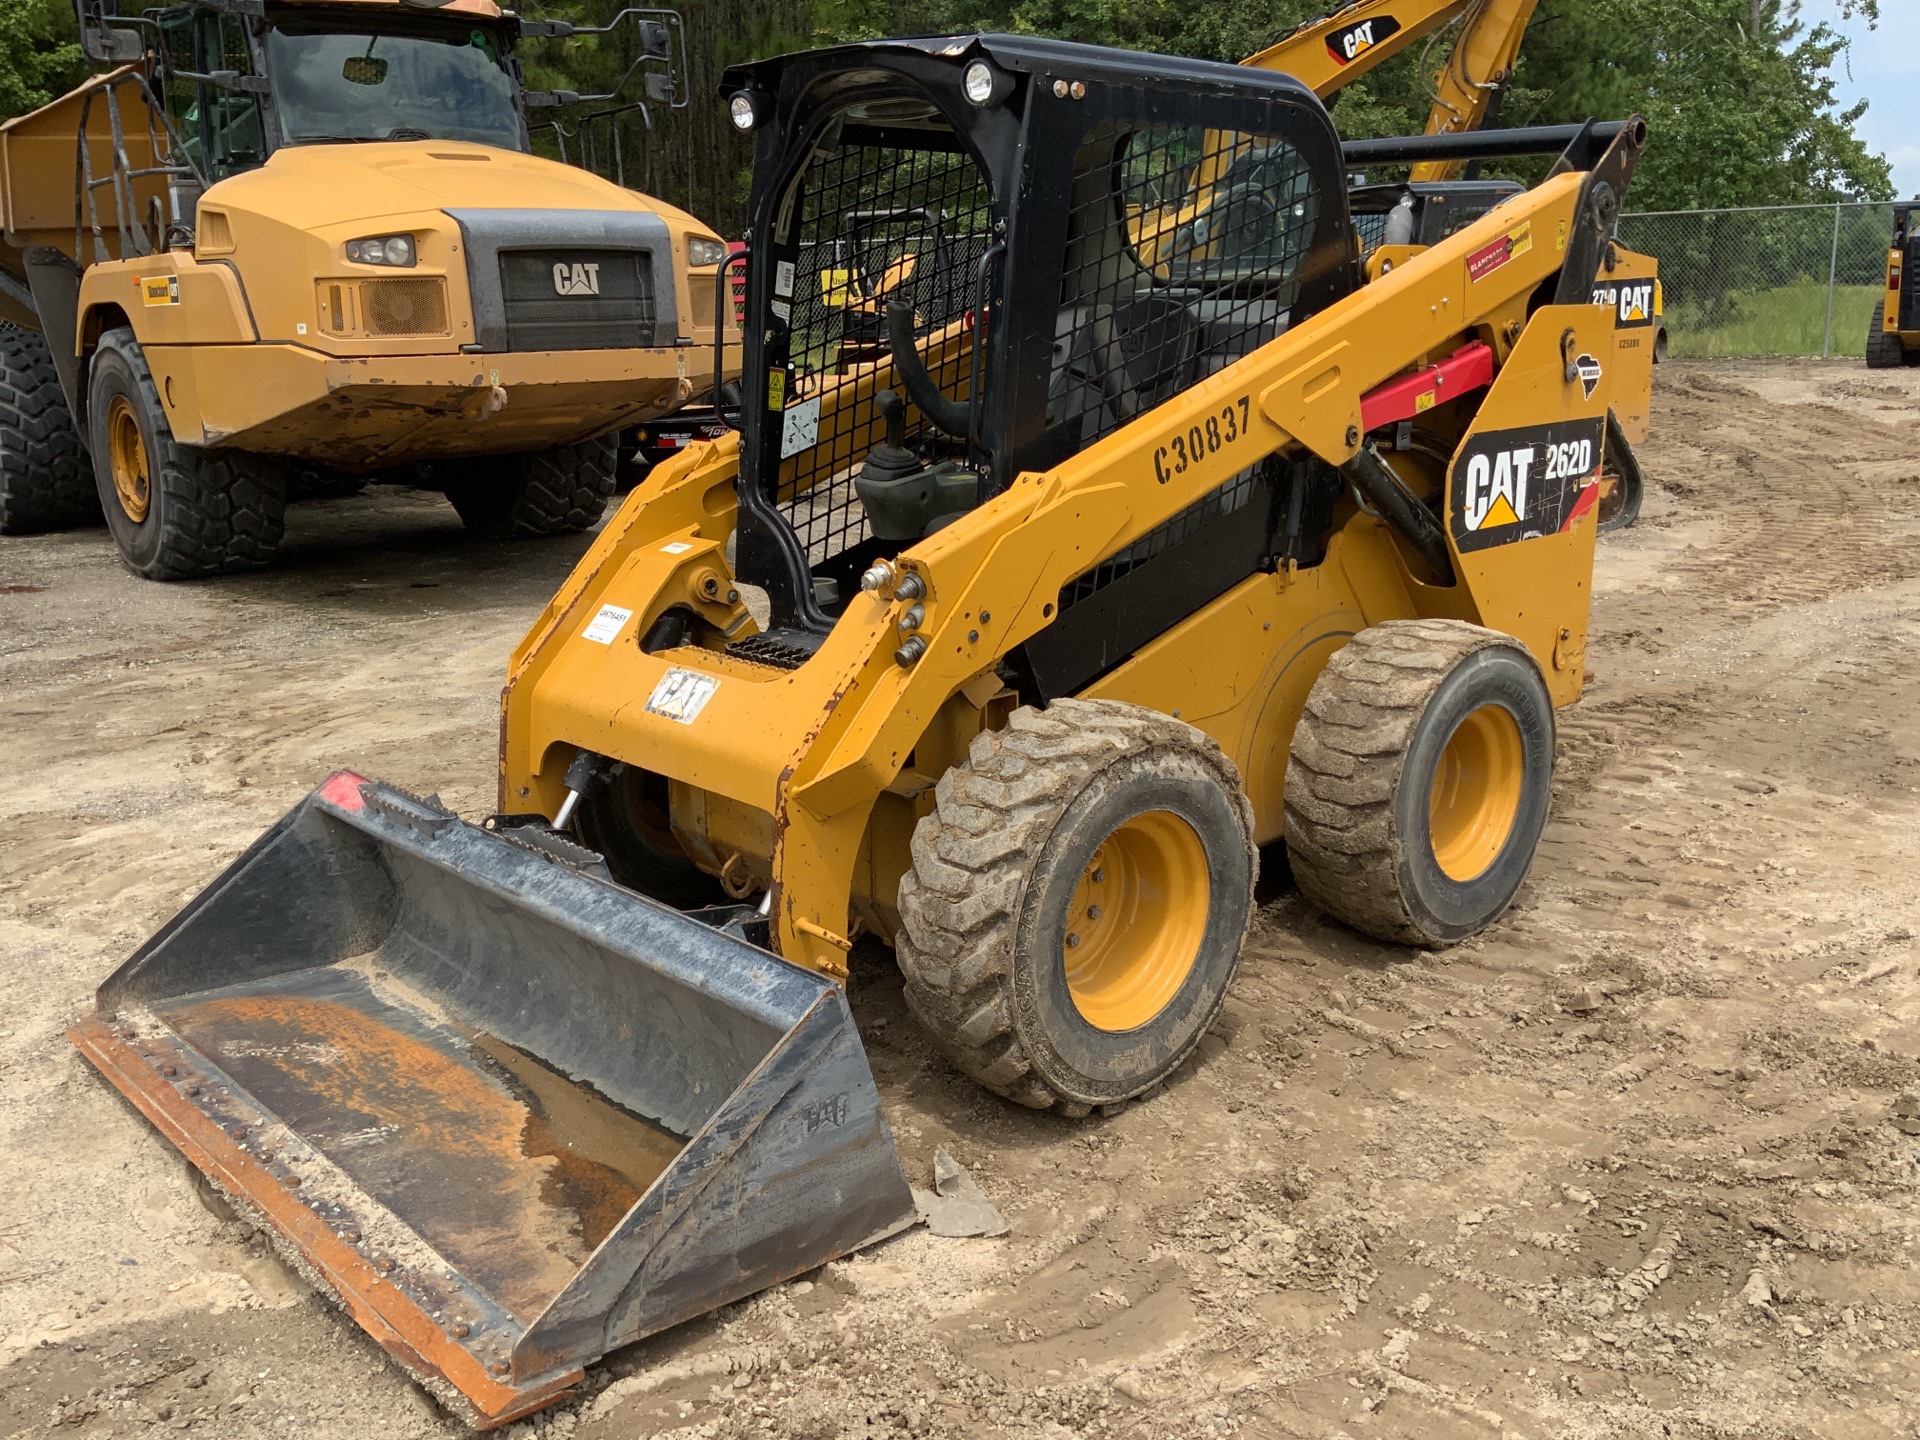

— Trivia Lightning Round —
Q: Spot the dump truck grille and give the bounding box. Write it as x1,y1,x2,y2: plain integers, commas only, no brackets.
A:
498,249,655,351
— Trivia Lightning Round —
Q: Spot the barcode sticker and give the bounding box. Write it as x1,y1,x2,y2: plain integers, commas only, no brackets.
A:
581,605,632,644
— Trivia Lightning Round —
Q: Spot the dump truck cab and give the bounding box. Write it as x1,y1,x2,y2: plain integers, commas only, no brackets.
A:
0,0,736,576
1869,200,1919,368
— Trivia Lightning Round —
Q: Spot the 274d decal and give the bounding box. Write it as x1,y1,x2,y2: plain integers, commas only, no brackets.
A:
1449,418,1607,553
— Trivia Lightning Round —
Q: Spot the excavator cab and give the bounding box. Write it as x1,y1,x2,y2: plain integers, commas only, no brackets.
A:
722,37,1359,638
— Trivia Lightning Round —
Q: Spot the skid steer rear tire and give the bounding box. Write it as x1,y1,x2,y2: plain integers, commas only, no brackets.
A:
446,433,618,539
1866,302,1904,370
1597,408,1644,534
1285,619,1554,947
0,327,95,534
897,699,1256,1115
87,329,287,579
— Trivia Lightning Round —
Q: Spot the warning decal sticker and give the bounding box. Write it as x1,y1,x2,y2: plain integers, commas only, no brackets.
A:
1449,417,1607,554
1466,221,1533,283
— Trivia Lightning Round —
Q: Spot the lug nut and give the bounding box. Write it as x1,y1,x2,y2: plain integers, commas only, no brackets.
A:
1087,905,1102,920
894,635,927,668
1066,932,1081,948
1091,868,1105,883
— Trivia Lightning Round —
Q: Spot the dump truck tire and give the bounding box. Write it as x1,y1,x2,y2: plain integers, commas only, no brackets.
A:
574,764,723,908
87,330,287,579
897,699,1256,1115
0,327,96,534
447,433,618,539
1866,302,1903,370
1285,619,1554,947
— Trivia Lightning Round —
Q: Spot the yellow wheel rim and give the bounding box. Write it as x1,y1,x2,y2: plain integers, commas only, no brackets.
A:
1428,703,1525,882
106,394,151,524
1062,810,1209,1032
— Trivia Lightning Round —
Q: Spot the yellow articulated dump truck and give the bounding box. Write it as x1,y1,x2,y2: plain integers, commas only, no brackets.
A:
74,32,1649,1426
0,0,733,577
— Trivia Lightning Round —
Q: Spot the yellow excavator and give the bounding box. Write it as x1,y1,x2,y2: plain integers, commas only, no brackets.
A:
1246,0,1658,522
76,31,1651,1427
0,0,734,576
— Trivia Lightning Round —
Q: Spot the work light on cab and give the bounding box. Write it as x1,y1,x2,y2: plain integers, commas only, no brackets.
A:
962,59,1010,106
345,234,416,267
688,236,728,267
728,91,763,131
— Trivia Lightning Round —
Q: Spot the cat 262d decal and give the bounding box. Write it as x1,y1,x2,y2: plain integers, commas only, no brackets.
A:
1449,417,1607,554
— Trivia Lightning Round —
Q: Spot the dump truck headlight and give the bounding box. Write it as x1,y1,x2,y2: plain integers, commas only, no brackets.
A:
688,236,728,268
346,234,416,267
962,60,1011,107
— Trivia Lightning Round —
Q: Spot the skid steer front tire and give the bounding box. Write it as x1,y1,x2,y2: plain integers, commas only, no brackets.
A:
897,699,1256,1116
1285,620,1554,947
87,329,287,579
1866,302,1904,370
0,327,95,534
446,433,618,539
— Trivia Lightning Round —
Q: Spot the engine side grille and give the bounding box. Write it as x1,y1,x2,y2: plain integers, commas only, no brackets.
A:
499,249,655,352
362,277,449,337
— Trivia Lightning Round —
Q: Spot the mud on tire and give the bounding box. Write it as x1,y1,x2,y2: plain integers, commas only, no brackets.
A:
446,433,618,539
1284,619,1555,947
87,329,286,579
896,699,1257,1116
0,326,95,534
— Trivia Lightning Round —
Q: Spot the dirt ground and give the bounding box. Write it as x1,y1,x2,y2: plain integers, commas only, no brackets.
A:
4,359,1920,1440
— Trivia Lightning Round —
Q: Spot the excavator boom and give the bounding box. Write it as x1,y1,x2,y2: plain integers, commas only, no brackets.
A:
1242,0,1542,180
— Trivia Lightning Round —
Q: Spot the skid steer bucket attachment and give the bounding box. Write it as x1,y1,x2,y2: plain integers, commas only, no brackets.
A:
69,773,916,1427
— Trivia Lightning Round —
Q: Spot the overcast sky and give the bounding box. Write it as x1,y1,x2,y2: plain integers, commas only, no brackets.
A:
1806,0,1920,197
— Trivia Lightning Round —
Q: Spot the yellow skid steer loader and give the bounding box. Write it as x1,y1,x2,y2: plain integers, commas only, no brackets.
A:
75,34,1645,1426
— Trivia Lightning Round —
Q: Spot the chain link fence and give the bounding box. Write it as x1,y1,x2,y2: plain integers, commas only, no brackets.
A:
1616,201,1900,360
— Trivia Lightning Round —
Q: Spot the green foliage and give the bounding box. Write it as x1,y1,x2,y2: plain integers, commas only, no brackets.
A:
1664,279,1881,358
0,0,84,119
1506,0,1893,209
1,0,1893,233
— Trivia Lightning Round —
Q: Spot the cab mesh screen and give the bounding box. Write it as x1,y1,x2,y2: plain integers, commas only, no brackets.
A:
774,123,991,565
1052,122,1319,454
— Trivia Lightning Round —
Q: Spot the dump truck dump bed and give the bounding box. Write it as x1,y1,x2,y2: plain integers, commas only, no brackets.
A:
71,773,915,1426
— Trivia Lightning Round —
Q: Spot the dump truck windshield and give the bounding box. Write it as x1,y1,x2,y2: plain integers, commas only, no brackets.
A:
267,23,526,150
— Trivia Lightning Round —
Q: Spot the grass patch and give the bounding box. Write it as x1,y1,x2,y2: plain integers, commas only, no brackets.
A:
1666,280,1884,359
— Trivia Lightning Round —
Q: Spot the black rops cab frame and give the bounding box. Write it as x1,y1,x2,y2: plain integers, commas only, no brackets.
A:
717,36,1362,656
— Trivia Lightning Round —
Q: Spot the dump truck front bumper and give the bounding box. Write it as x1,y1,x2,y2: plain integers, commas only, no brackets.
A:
70,773,915,1427
142,344,702,470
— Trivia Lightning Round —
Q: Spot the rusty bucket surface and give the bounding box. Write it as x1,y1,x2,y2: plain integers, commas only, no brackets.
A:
70,773,915,1426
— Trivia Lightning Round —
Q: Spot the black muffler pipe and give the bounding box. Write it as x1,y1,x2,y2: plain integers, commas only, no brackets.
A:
1343,120,1628,168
